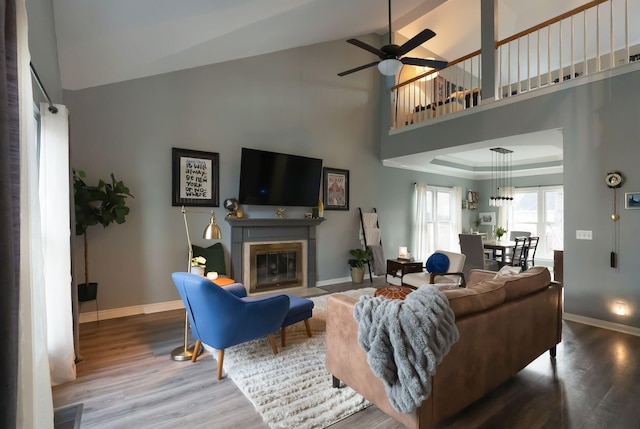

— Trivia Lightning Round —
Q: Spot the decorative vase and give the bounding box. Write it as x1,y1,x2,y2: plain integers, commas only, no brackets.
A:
190,266,204,276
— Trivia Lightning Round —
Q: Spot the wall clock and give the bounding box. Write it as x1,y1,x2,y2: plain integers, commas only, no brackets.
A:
605,171,623,188
606,171,624,268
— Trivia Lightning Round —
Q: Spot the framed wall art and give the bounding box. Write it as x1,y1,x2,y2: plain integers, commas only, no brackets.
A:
172,148,219,207
625,192,640,209
479,212,496,225
323,167,349,211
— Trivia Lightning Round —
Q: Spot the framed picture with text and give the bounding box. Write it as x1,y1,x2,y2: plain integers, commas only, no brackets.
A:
323,167,349,211
172,148,219,207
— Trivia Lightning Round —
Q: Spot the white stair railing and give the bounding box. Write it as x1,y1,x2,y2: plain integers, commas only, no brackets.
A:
391,0,637,130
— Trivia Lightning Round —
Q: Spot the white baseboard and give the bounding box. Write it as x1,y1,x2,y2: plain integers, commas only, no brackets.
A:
563,312,640,337
316,276,351,287
316,273,379,287
79,300,184,323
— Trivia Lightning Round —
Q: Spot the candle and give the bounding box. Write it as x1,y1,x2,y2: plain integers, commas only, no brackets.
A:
206,271,219,281
399,247,408,258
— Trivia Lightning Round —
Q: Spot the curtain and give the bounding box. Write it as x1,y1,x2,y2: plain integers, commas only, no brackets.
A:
452,186,462,239
413,182,429,261
16,0,55,427
40,103,75,385
0,0,20,427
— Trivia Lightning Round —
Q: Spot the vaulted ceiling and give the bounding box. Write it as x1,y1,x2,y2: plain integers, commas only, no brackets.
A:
52,0,591,90
52,0,588,174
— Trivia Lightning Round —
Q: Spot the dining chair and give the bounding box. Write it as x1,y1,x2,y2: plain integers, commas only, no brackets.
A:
503,231,531,260
458,234,499,279
524,236,540,269
503,236,528,270
508,231,531,241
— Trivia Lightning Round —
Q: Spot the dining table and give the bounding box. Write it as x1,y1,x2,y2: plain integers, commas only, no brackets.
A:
483,239,516,264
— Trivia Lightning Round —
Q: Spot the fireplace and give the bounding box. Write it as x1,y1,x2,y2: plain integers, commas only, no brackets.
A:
227,218,324,294
246,241,305,292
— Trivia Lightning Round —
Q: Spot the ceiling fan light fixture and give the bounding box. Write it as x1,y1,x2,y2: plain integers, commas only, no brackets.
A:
378,58,403,76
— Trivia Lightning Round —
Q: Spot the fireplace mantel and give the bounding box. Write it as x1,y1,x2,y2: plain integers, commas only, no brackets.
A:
226,217,325,289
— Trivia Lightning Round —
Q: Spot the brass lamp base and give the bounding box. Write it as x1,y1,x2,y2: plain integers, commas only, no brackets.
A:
171,343,203,362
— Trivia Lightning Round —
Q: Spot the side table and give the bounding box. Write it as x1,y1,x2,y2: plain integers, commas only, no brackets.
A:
386,259,423,284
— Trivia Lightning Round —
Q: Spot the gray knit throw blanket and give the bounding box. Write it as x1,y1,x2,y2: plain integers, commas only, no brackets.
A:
353,286,459,413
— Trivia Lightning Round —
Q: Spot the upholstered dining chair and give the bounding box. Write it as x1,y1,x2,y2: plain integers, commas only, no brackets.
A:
402,250,467,288
171,272,290,380
508,231,531,241
458,234,500,279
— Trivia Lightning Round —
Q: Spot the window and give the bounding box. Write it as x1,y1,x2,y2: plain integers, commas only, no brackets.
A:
512,186,563,260
414,186,461,260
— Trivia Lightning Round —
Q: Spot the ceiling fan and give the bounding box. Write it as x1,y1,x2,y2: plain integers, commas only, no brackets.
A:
338,0,448,77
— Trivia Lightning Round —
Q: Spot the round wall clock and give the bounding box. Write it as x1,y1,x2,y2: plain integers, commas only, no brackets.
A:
605,171,623,188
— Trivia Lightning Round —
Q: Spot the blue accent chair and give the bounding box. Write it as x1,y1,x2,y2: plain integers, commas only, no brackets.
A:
171,272,290,380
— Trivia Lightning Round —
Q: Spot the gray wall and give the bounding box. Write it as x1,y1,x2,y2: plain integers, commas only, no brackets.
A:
63,36,475,312
382,67,640,328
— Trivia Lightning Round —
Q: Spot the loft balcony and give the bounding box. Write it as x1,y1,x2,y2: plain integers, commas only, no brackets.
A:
389,0,639,133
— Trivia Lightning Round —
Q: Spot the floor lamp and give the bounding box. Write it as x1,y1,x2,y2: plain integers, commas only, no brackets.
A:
171,206,222,362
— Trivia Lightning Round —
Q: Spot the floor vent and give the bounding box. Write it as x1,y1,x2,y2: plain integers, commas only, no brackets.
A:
54,403,83,429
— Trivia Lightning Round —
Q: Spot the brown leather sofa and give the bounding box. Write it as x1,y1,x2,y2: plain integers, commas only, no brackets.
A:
326,266,562,429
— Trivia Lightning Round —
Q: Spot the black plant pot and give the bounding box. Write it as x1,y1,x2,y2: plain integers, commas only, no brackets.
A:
78,282,98,302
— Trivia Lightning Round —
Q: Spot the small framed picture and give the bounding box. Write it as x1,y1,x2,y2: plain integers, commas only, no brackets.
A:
323,167,349,211
479,212,496,225
625,192,640,209
172,148,219,207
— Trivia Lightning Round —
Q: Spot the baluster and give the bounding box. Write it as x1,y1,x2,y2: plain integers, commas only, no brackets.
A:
610,0,614,69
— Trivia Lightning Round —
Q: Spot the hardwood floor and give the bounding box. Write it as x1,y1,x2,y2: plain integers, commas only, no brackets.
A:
53,279,640,429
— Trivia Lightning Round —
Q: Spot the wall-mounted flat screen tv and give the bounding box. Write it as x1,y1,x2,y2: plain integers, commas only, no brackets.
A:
238,148,322,207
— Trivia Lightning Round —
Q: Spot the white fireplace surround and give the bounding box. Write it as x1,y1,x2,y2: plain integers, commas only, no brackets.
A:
243,240,308,293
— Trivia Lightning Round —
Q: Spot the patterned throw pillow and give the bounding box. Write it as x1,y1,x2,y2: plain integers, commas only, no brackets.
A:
426,252,450,274
374,285,413,300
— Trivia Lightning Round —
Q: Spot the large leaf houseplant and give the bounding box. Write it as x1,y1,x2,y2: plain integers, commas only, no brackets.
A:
73,169,133,301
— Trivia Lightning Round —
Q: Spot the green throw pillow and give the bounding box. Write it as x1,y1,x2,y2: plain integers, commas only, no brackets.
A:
192,243,226,276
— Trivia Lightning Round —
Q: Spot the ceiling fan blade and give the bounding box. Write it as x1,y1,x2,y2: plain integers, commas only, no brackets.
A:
397,29,436,56
337,61,380,77
401,57,448,70
346,39,386,59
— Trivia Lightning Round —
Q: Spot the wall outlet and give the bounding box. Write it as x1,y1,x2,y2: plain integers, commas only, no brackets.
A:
576,230,592,240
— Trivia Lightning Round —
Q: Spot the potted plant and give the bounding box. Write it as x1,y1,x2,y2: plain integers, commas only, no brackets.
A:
348,248,372,284
472,217,481,233
73,169,133,302
190,256,207,276
495,226,507,240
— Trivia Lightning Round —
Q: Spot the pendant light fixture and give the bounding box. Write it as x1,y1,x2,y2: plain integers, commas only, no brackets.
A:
489,147,514,207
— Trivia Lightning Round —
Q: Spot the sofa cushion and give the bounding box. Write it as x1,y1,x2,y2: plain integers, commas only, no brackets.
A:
501,266,551,301
443,280,506,317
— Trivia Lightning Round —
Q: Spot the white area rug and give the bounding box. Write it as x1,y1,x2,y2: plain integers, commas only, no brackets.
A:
217,288,376,429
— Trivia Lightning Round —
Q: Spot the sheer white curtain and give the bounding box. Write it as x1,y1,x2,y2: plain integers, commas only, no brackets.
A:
413,182,429,261
40,103,75,385
16,0,55,427
452,186,462,238
497,187,515,231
